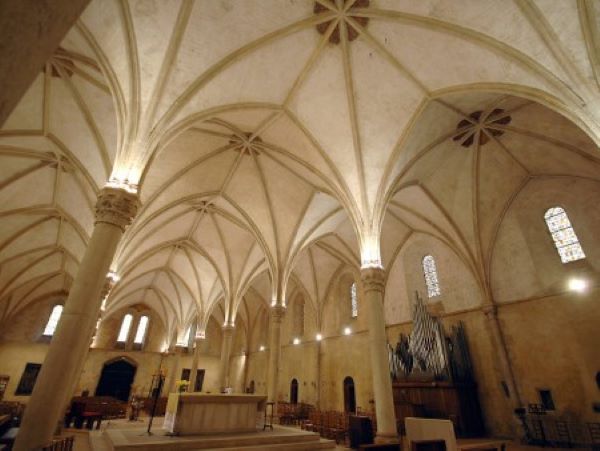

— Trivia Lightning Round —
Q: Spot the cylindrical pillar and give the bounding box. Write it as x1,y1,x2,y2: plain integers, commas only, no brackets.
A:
166,352,181,394
188,337,204,392
361,267,397,442
218,324,235,391
483,305,523,408
14,187,139,451
315,340,322,408
266,305,285,403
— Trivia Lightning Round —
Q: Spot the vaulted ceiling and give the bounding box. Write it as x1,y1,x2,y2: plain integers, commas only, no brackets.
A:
1,0,600,337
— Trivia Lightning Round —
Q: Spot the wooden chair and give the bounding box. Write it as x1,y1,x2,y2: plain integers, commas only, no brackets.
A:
588,422,600,450
41,436,74,451
553,420,571,448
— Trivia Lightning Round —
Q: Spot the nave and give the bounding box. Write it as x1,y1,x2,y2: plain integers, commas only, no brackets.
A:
0,1,599,450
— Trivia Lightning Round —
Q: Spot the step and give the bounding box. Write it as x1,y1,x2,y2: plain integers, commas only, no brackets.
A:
199,437,337,451
103,425,329,450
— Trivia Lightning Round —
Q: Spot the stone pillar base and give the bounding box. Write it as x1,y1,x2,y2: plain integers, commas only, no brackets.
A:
375,431,400,444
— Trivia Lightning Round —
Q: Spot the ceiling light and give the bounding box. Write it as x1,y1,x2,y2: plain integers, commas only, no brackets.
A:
568,278,587,293
343,327,352,335
293,338,301,345
316,333,322,341
259,345,265,352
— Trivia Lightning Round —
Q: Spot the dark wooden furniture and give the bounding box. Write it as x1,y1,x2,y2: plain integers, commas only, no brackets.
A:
360,442,401,450
411,440,446,451
349,414,374,448
393,381,484,437
41,436,74,451
0,427,18,450
0,416,10,437
64,396,127,429
588,422,600,450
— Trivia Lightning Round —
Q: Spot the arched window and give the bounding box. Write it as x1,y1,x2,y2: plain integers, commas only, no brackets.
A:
43,305,63,336
350,282,358,318
544,207,585,263
117,314,133,343
133,315,149,345
422,255,441,298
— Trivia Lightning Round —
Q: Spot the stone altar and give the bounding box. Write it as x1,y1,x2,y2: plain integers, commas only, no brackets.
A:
163,393,267,435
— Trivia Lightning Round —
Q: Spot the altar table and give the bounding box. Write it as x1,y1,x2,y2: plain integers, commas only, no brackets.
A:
163,393,267,435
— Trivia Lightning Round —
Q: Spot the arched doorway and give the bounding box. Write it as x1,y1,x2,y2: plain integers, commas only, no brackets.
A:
95,357,137,401
290,378,299,404
343,376,356,413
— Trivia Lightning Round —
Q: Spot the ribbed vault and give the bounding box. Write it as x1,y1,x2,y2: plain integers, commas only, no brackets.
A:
2,0,600,338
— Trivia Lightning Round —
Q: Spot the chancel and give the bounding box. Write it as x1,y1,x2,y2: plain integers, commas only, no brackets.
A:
0,1,599,450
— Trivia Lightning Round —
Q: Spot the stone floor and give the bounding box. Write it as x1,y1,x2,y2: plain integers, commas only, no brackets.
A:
65,418,584,451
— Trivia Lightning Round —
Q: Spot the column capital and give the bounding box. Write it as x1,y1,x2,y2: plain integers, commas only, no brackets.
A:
360,267,386,293
221,324,235,334
269,305,286,323
95,187,140,231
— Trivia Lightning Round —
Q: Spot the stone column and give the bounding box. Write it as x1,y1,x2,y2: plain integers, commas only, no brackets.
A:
14,187,139,451
266,305,285,403
315,340,322,408
483,305,523,408
218,324,235,391
361,267,397,442
188,337,204,393
166,352,181,394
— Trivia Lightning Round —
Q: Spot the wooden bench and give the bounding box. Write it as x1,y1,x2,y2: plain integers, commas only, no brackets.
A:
0,427,18,449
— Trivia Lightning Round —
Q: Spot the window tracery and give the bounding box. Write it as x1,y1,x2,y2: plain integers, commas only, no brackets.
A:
544,207,585,263
422,255,441,298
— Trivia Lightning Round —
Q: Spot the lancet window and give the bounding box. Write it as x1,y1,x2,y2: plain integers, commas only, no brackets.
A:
544,207,585,263
133,315,149,345
42,305,63,337
422,255,441,298
117,314,133,343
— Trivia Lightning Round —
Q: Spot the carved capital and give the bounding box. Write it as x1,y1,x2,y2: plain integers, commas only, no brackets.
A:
95,187,140,231
221,324,235,336
270,305,286,323
360,267,386,293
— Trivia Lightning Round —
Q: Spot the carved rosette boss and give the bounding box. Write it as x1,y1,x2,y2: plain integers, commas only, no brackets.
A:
95,187,140,231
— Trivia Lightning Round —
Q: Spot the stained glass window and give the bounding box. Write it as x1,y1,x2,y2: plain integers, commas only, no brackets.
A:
350,282,358,318
43,305,63,336
117,314,133,343
544,207,585,263
422,255,441,298
133,315,149,345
